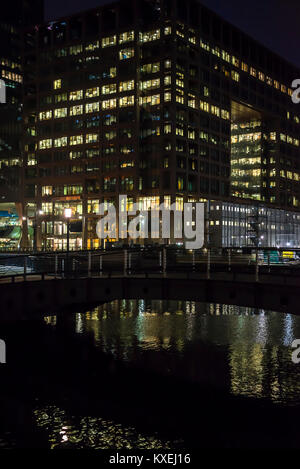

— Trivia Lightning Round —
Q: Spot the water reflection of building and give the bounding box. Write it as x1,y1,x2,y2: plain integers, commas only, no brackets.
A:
44,300,300,404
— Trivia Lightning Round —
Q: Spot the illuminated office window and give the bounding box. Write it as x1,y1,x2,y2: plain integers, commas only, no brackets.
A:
69,45,83,55
53,79,61,89
241,62,248,72
231,71,239,82
258,72,265,82
42,203,53,214
39,139,52,149
140,62,160,74
164,25,172,35
176,77,184,88
188,94,196,108
200,100,210,112
232,56,239,67
102,36,116,48
102,99,117,110
69,90,83,101
27,154,37,166
39,110,52,121
176,89,184,104
102,83,117,95
119,95,134,107
85,87,99,98
139,29,160,43
119,48,134,60
250,67,257,77
86,134,99,143
119,80,135,92
55,93,68,103
105,130,117,141
85,102,100,113
273,80,280,89
119,31,134,44
212,46,220,57
140,78,160,90
70,135,83,146
221,109,230,120
54,108,67,118
281,84,287,93
164,75,171,86
85,41,99,51
139,94,160,106
70,104,83,116
200,39,210,51
164,92,171,102
188,31,196,44
222,51,230,62
42,186,53,196
211,105,220,117
54,137,67,147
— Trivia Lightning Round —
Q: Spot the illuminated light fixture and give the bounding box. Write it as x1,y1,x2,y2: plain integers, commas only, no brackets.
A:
64,208,72,218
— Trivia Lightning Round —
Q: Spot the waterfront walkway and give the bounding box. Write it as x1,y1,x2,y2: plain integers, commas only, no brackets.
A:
0,248,299,320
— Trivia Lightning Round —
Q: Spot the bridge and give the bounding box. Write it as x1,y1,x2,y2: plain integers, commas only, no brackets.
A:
0,247,299,320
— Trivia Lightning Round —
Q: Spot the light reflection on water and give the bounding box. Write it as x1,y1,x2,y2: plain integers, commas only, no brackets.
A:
34,406,177,450
45,300,300,405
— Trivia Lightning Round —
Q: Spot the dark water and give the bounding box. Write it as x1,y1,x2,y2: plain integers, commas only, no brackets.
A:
1,300,300,448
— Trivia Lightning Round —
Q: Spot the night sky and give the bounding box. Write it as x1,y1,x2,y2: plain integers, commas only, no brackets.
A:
45,0,300,69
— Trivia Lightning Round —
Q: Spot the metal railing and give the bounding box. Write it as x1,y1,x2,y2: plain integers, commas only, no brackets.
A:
0,247,300,284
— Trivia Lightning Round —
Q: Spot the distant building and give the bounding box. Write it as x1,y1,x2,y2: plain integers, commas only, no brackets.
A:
0,1,43,249
21,0,300,250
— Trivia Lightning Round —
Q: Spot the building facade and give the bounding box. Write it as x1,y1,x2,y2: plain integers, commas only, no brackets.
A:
0,1,44,248
21,0,300,250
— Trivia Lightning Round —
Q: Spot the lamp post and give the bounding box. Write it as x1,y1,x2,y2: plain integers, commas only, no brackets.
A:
64,208,72,273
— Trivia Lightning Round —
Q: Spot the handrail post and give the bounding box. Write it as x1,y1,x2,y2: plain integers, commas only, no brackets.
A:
255,249,259,282
159,249,162,272
228,248,231,272
88,251,91,278
23,256,27,281
124,249,128,277
163,247,166,278
128,252,132,275
192,249,195,272
99,255,103,276
207,248,211,280
55,254,58,278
